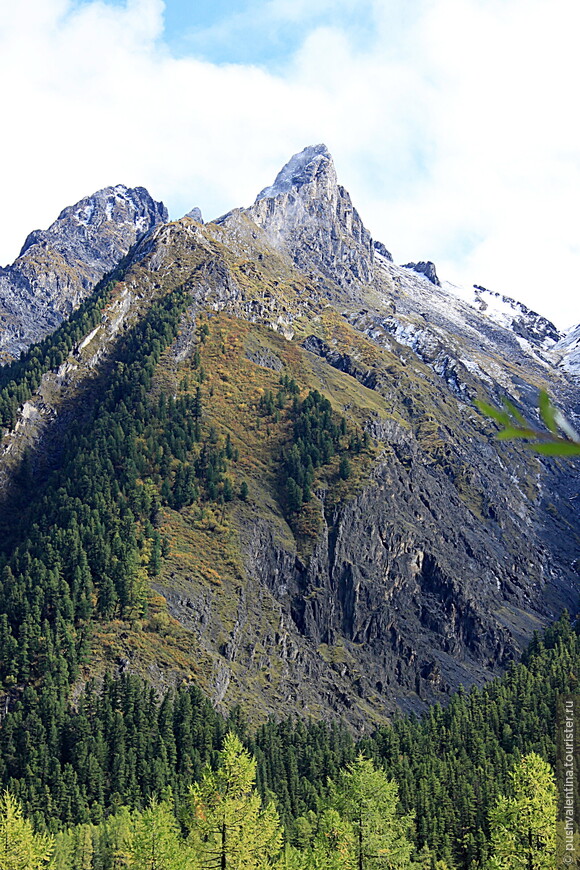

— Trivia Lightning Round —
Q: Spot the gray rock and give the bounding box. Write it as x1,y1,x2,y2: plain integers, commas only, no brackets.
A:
221,145,380,290
245,346,284,371
185,207,204,223
256,144,332,201
554,322,580,377
402,260,441,286
373,240,393,261
0,184,167,357
472,285,561,347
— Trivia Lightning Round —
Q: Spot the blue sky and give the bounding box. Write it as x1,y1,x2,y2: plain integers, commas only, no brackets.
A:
100,0,381,66
1,0,579,328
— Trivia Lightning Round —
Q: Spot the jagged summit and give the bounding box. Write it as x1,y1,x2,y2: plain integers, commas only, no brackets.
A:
184,207,204,223
0,185,167,357
242,144,376,288
255,144,333,201
19,185,167,259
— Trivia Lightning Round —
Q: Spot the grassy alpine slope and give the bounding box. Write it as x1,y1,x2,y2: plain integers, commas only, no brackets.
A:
0,164,578,868
0,202,577,728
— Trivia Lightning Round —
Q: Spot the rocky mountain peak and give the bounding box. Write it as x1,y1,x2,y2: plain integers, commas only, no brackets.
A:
184,207,204,223
0,185,167,358
255,143,334,202
19,185,167,259
1,150,579,732
241,144,377,289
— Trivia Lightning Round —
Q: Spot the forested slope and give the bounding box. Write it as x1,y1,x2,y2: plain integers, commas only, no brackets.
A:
0,614,577,868
1,147,579,869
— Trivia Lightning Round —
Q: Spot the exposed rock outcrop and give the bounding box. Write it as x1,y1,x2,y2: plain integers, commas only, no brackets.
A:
230,144,377,289
555,323,580,378
0,185,167,357
403,260,441,286
470,285,561,348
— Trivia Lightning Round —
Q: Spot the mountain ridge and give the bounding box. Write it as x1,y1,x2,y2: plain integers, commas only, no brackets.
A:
0,145,578,729
0,184,167,359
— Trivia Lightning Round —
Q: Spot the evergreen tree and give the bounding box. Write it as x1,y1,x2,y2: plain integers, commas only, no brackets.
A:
129,798,196,870
285,478,303,514
104,806,134,870
330,755,417,870
294,808,355,870
0,792,53,869
184,733,282,870
487,753,557,870
339,457,351,480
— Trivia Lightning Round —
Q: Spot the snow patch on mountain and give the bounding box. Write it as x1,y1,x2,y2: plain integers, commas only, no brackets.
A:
555,324,580,376
441,281,561,349
256,144,331,201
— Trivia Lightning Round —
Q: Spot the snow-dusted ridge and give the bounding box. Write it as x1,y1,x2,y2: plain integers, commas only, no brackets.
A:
256,144,332,202
554,324,580,376
439,280,562,349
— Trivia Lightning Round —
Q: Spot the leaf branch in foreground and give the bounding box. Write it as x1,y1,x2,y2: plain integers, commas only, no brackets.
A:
474,390,580,456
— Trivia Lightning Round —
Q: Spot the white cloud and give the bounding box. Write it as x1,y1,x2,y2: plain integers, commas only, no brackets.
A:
0,0,578,329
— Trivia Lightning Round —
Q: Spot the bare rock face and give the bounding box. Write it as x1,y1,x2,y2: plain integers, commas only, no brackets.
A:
1,144,578,727
470,285,561,348
403,260,441,286
373,240,393,261
555,323,580,377
231,144,378,289
0,185,167,357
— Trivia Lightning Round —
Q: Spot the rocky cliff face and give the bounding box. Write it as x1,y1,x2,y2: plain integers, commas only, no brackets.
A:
0,185,167,358
451,283,562,349
1,147,578,728
402,260,441,286
222,144,376,289
555,323,580,377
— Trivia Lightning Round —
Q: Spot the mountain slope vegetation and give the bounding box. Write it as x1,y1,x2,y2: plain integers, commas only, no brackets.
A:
0,144,578,866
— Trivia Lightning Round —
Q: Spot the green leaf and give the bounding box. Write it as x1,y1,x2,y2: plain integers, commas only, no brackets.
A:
474,400,511,426
527,441,580,456
538,390,558,434
501,398,528,426
495,428,539,441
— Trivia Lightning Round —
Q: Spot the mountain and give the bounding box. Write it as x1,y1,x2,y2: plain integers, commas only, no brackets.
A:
443,281,562,348
0,146,578,734
0,185,167,359
555,322,580,376
402,261,441,285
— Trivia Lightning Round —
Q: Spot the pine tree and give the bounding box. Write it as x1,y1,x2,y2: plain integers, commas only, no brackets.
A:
129,797,196,870
339,457,351,480
184,732,282,870
295,808,356,870
487,753,557,870
285,478,303,514
330,755,417,870
105,805,134,870
0,791,53,869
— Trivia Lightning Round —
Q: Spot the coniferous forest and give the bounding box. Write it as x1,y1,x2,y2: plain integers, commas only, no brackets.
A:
0,271,577,869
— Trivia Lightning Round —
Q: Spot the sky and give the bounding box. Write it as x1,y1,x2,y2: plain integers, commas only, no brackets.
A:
0,0,579,329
